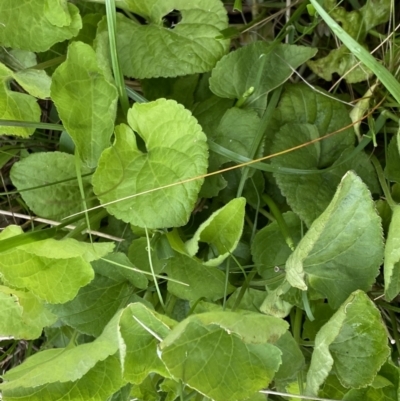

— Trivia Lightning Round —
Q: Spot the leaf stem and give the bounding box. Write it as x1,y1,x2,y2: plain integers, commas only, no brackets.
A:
262,194,295,250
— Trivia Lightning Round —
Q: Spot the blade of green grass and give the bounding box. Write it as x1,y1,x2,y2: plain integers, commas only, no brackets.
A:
105,0,130,115
0,120,64,130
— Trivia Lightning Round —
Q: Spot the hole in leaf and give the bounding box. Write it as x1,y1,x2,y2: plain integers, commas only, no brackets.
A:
163,9,182,29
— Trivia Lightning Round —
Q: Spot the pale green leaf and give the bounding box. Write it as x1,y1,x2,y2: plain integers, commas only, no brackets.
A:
1,354,123,401
1,310,124,388
384,205,400,300
120,303,176,383
0,225,23,240
13,69,51,99
160,320,282,401
165,253,234,301
95,0,229,78
308,46,372,83
270,84,379,226
10,151,95,220
260,280,299,318
286,172,383,308
0,62,41,137
19,238,114,261
209,43,317,113
0,239,113,303
92,99,208,229
185,197,246,266
0,286,57,340
306,290,390,395
0,1,82,52
51,41,118,168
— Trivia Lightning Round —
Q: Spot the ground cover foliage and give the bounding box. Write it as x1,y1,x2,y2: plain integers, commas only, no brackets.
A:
0,0,400,400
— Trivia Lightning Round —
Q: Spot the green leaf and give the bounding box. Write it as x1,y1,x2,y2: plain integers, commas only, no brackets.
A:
120,303,176,383
0,225,23,240
51,41,118,168
185,197,246,266
286,172,383,309
95,0,229,78
165,253,235,301
0,286,57,340
73,13,104,46
1,309,124,389
274,332,305,383
0,48,37,70
1,354,124,401
0,239,113,304
209,43,317,113
142,75,200,110
128,237,166,276
252,212,301,283
167,310,289,345
192,94,234,137
302,303,335,341
160,320,282,401
307,0,391,83
384,136,400,183
48,272,134,337
260,280,300,318
0,63,41,137
211,107,262,164
306,290,390,395
0,0,82,52
270,84,379,226
95,252,148,289
13,69,51,99
384,205,400,300
131,376,161,401
225,288,266,312
10,151,95,220
92,99,208,229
